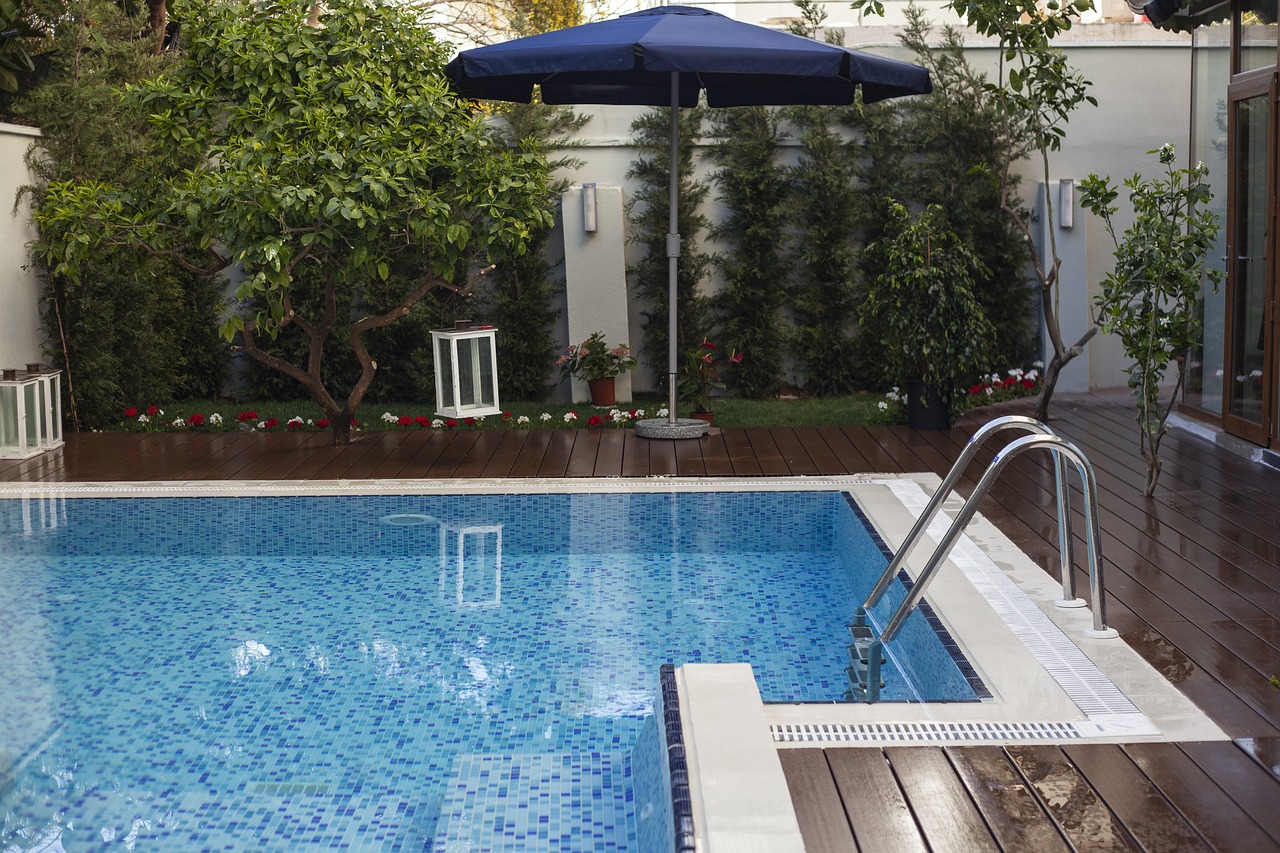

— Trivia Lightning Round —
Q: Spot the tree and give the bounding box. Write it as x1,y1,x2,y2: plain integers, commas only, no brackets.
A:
1080,145,1221,496
853,0,1098,420
33,0,553,444
0,0,53,93
20,0,226,430
626,106,711,390
706,105,788,398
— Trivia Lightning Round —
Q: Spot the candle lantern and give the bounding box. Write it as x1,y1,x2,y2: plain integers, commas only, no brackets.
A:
430,321,501,419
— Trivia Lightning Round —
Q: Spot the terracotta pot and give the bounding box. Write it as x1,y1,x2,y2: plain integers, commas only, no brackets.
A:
689,411,715,426
587,377,616,407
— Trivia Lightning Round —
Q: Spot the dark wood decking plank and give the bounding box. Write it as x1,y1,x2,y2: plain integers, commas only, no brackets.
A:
838,426,900,473
1061,743,1210,852
451,430,509,479
1235,736,1280,781
646,434,679,476
789,427,847,475
720,429,763,476
308,432,384,479
619,430,651,477
770,428,821,475
477,430,527,479
185,433,282,480
813,426,871,473
339,431,406,479
884,747,999,853
535,430,575,477
564,429,601,477
1005,745,1136,851
824,748,927,853
368,431,436,479
777,749,860,853
699,428,736,476
672,432,708,477
508,428,553,478
1179,741,1280,845
593,430,626,477
1121,742,1279,852
944,746,1071,853
743,428,790,475
424,430,482,478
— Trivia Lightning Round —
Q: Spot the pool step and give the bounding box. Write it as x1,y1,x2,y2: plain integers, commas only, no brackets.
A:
846,624,885,701
430,752,635,852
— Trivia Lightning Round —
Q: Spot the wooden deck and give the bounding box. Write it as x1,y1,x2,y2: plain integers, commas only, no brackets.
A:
3,394,1278,850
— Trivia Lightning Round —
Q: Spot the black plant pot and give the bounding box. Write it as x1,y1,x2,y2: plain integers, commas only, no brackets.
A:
906,380,952,430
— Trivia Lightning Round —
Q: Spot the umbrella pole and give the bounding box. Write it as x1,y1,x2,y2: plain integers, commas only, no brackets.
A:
667,71,680,425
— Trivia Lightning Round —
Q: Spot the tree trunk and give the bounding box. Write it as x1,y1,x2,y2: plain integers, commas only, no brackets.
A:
328,414,352,446
146,0,167,54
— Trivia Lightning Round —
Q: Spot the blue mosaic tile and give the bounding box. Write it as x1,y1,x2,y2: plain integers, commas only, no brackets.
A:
0,490,982,851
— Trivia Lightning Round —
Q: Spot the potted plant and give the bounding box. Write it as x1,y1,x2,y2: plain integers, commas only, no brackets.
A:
557,331,638,406
678,338,742,424
860,202,996,429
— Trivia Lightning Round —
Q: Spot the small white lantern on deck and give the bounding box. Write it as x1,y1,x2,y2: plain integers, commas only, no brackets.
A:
0,363,64,459
430,321,501,418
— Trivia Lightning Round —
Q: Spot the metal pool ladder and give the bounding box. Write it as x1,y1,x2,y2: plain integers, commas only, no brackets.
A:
847,415,1119,703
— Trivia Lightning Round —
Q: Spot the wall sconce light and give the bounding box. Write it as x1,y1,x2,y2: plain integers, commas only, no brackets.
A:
1059,178,1074,229
583,182,597,233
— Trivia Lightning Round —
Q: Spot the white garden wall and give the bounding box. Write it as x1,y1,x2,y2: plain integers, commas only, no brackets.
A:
0,123,42,373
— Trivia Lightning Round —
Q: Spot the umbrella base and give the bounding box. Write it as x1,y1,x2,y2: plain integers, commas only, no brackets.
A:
634,418,710,440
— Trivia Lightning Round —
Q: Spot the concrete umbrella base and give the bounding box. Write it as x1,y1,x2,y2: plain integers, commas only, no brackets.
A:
634,418,710,440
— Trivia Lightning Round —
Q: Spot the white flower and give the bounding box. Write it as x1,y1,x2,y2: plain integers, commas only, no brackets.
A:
985,387,994,396
540,412,552,422
517,415,530,425
157,408,165,417
431,418,444,429
257,421,266,429
306,419,314,426
474,416,486,425
1026,369,1039,381
381,412,397,423
209,413,224,425
171,418,186,428
656,407,670,418
563,412,578,423
1032,360,1045,369
288,416,304,426
877,401,888,412
611,409,628,423
1250,369,1263,379
137,414,149,424
633,409,646,419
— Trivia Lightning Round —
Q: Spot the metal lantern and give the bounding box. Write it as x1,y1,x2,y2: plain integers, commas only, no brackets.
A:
0,364,64,459
431,321,501,419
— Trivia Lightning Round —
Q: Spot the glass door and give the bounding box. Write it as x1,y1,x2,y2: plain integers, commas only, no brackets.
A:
1222,71,1277,444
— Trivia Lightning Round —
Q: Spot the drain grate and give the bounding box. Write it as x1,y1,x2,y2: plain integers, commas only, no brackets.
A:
771,720,1083,744
249,781,334,797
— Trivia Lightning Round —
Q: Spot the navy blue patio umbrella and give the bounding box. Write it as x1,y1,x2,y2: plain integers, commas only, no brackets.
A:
446,5,932,433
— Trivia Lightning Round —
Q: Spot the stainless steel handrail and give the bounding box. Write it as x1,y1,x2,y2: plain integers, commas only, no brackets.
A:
855,429,1120,703
853,416,1081,631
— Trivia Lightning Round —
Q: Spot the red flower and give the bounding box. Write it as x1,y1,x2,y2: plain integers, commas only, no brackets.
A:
146,405,159,417
446,418,458,428
701,341,717,349
263,417,278,429
587,415,603,428
465,417,476,426
188,413,205,426
729,352,744,364
969,385,982,395
124,407,138,418
287,420,302,430
317,418,330,428
414,416,431,428
238,410,257,422
1021,378,1035,389
503,411,512,420
398,415,413,427
1003,377,1017,388
629,409,639,419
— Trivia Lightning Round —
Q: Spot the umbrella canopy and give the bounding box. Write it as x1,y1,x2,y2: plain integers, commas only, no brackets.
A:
445,5,932,107
446,6,931,433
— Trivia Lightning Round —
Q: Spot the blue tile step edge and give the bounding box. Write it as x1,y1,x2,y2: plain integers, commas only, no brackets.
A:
429,752,636,852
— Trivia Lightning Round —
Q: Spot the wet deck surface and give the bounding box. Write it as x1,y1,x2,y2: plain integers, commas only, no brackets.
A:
3,394,1278,850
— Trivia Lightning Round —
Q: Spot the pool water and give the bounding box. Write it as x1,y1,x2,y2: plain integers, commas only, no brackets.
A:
0,490,980,851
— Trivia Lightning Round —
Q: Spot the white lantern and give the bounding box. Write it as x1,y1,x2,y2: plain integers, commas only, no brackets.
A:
430,321,501,418
0,364,64,459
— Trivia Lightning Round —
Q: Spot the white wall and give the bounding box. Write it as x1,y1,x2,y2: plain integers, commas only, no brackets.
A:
0,123,43,372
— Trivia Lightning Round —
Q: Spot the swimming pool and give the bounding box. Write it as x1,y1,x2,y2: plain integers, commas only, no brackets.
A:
0,488,979,851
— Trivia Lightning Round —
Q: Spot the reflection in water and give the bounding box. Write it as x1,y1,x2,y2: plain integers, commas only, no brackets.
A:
1122,627,1195,683
230,639,271,677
